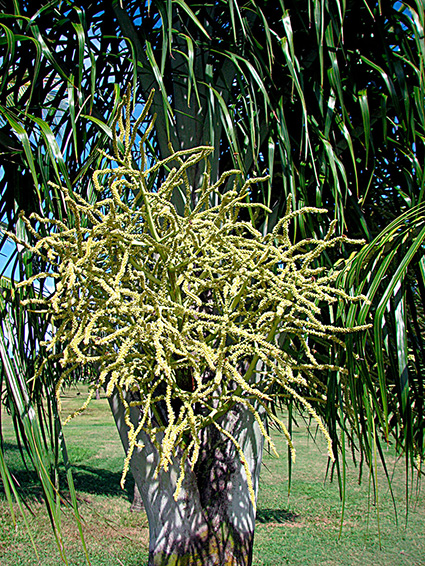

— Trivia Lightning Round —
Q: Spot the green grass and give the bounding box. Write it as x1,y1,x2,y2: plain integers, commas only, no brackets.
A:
0,388,149,566
1,387,424,565
253,423,425,566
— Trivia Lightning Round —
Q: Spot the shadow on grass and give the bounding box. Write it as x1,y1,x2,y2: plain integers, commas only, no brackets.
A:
256,508,300,523
0,457,134,503
1,442,22,451
3,442,296,525
68,464,134,500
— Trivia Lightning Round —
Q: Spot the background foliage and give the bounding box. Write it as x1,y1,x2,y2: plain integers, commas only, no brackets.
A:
0,0,424,559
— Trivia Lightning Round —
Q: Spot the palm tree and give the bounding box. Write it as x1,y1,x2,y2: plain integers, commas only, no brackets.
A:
0,1,424,564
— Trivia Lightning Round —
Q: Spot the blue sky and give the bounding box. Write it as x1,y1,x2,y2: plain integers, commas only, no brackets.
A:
0,235,19,281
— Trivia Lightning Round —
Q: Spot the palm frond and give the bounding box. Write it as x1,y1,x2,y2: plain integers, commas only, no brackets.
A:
0,277,90,563
340,204,425,463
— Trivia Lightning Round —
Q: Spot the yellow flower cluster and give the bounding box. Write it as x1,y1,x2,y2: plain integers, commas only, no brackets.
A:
13,89,369,508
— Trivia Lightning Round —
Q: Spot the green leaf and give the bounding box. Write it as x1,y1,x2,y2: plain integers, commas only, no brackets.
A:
174,0,211,39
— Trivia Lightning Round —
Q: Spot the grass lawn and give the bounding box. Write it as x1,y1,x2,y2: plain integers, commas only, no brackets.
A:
1,386,424,566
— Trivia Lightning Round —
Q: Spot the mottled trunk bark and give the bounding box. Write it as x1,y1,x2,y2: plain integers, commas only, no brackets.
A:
109,392,264,566
130,481,144,512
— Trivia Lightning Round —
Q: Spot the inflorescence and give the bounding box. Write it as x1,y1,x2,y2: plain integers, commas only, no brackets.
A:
11,89,369,507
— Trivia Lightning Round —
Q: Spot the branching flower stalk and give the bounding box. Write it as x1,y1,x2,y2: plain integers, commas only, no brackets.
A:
11,89,369,508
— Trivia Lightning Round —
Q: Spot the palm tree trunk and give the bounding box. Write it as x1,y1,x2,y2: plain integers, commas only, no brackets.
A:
108,392,264,566
130,482,144,512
